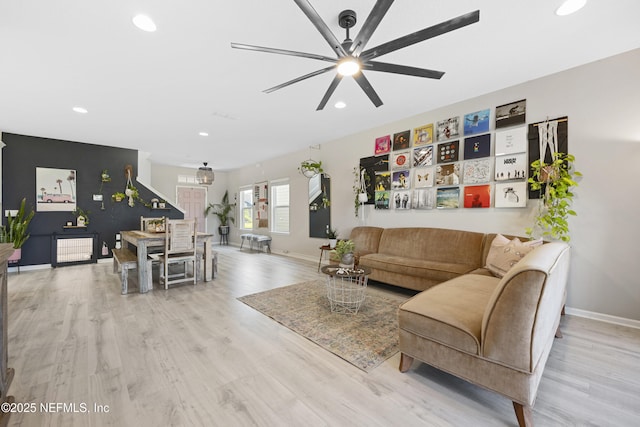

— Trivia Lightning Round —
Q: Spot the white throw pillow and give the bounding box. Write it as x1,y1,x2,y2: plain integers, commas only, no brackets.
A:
486,234,543,278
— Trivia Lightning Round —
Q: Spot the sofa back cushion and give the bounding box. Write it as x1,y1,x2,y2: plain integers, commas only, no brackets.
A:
350,226,384,256
378,227,485,267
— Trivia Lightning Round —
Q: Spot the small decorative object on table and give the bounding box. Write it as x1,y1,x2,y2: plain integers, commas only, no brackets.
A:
321,265,371,314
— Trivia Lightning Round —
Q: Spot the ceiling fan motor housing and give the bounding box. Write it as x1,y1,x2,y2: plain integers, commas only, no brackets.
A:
339,10,357,29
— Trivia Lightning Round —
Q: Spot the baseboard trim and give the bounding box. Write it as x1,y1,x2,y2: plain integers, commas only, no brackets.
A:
565,307,640,329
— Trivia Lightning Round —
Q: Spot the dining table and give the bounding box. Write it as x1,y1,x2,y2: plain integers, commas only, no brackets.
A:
120,230,214,293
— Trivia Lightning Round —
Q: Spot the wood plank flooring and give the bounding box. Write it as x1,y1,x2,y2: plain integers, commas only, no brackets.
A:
5,246,640,426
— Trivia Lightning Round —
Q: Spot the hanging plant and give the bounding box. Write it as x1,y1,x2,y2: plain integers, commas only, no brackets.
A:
526,152,582,242
352,166,371,217
298,159,323,178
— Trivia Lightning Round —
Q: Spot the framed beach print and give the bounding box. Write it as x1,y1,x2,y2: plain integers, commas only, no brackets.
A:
463,184,491,208
412,145,433,167
463,108,490,135
495,181,527,208
495,153,528,180
436,187,460,209
495,126,527,155
36,167,77,212
436,116,460,141
374,135,391,155
495,99,526,129
413,124,434,146
412,188,435,210
463,133,491,159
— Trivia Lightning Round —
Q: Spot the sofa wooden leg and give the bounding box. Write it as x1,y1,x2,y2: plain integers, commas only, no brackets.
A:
555,324,563,338
399,353,414,372
513,402,533,427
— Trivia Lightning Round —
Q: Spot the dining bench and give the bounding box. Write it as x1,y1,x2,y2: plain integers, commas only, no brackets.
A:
112,248,153,294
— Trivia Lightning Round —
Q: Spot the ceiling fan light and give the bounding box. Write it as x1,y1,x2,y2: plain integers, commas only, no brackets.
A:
337,58,360,76
196,162,215,185
556,0,587,16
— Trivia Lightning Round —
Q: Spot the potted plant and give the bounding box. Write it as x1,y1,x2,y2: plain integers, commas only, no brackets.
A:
526,152,582,242
101,169,111,182
112,192,126,202
326,227,338,248
72,206,90,226
298,159,323,178
0,198,35,262
205,190,235,235
333,239,356,268
125,184,139,207
353,166,370,217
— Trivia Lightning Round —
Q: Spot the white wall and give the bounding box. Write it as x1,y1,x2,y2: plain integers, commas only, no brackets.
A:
224,48,640,322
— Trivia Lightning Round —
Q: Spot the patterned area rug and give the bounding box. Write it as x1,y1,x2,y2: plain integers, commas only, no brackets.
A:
238,280,410,372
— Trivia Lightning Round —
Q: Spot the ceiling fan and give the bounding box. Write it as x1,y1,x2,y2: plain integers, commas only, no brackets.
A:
231,0,480,110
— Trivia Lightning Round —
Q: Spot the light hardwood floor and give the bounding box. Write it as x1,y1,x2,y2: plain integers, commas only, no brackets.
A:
5,246,640,426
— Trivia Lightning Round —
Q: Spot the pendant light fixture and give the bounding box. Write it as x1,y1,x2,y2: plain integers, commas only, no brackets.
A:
196,162,215,185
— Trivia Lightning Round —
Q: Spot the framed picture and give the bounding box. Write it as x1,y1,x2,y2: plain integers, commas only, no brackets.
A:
412,145,433,167
436,187,460,209
436,116,460,141
413,167,434,188
463,108,490,135
495,153,528,180
391,170,411,190
437,140,459,163
495,181,527,208
495,126,527,155
392,130,410,151
374,191,390,209
495,99,526,129
463,185,491,208
463,133,491,159
374,135,391,155
463,159,492,184
36,167,77,212
413,124,434,146
392,190,412,210
391,151,411,169
374,171,391,191
412,188,435,210
435,163,461,186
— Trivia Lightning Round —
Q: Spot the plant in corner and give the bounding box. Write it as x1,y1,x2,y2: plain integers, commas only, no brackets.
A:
0,198,35,262
205,190,235,235
526,152,582,242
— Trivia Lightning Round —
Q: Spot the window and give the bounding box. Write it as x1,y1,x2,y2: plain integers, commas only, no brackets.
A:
239,187,253,230
270,180,290,233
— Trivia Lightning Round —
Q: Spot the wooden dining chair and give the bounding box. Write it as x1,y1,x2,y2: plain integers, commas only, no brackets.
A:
158,218,198,289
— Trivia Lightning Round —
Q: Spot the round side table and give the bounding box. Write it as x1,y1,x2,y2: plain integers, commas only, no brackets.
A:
320,265,371,314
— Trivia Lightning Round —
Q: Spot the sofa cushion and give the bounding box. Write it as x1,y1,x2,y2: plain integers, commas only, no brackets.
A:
360,253,475,283
350,226,384,256
399,274,501,355
485,234,543,277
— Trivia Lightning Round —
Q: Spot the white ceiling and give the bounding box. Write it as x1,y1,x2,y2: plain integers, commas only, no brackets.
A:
1,1,639,171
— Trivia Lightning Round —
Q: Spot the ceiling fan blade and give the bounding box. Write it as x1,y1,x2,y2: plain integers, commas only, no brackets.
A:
316,75,343,111
293,0,347,58
264,66,335,94
350,0,395,57
353,72,383,108
361,10,480,61
231,43,337,63
364,61,444,79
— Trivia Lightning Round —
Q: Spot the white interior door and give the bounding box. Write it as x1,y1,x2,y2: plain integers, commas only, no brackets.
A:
177,186,207,233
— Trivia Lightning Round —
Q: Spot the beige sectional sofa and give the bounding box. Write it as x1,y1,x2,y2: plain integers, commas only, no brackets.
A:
349,226,571,427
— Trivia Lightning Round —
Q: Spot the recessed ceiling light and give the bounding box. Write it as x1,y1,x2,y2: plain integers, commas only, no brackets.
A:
199,132,209,137
72,106,88,114
132,14,157,32
556,0,587,16
334,101,347,109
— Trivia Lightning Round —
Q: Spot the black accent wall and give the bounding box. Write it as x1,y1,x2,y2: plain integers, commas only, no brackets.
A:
2,133,182,266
